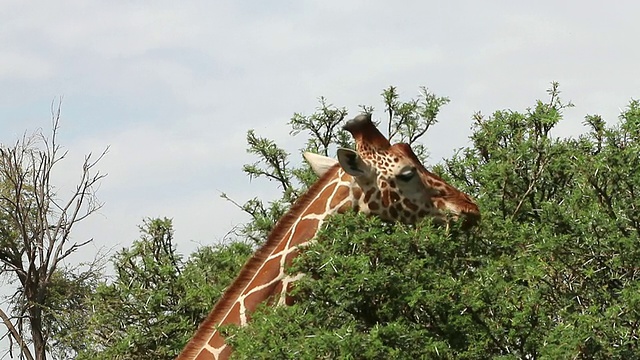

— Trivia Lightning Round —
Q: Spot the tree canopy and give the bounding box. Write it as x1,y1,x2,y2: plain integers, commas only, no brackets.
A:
5,85,640,359
226,84,640,359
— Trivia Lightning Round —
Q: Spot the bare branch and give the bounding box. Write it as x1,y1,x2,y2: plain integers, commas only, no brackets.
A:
0,307,34,360
0,102,107,360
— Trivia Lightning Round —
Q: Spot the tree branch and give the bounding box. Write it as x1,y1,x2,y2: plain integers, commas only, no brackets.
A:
0,307,34,360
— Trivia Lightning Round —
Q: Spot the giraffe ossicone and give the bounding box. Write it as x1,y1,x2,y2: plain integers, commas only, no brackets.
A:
177,113,480,360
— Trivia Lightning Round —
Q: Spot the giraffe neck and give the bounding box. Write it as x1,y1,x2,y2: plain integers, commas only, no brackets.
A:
178,165,358,360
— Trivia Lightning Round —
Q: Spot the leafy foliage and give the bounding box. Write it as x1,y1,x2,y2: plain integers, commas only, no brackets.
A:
75,218,252,360
383,85,450,159
226,84,640,359
0,106,106,360
41,265,103,359
289,96,351,156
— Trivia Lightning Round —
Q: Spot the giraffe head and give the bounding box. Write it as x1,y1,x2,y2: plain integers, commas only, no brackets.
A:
306,113,480,227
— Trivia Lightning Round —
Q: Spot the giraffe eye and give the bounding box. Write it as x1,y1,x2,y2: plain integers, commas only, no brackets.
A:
397,167,416,182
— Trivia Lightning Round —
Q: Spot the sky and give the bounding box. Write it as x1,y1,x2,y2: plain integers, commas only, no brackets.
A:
1,1,639,270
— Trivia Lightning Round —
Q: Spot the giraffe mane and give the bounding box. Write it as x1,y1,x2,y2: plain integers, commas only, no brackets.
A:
179,163,342,358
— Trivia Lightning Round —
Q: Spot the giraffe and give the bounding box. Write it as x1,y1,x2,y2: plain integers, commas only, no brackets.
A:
177,113,480,360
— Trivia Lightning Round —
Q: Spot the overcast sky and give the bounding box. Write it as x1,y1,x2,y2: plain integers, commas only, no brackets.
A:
1,1,639,268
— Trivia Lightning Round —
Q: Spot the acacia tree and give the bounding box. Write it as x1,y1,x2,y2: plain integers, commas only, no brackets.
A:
0,103,107,360
74,218,253,360
226,84,640,359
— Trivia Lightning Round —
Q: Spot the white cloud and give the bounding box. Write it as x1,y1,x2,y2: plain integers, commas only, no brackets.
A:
0,51,54,80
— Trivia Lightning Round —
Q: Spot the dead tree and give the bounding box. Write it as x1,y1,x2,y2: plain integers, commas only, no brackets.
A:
0,101,107,360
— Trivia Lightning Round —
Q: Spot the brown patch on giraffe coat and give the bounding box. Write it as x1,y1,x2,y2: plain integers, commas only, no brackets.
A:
352,186,363,197
390,191,401,203
305,185,337,215
194,350,210,360
363,188,375,203
244,281,278,311
329,183,349,210
348,188,362,214
225,302,242,326
402,198,419,211
337,201,353,214
273,218,318,251
201,330,226,358
269,281,285,306
399,210,414,224
381,189,391,208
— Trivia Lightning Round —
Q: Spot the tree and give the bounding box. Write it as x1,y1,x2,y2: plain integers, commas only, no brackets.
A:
75,218,253,360
224,84,640,358
0,103,107,360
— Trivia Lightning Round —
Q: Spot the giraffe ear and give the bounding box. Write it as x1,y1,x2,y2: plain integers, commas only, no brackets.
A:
337,148,370,177
303,152,338,177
